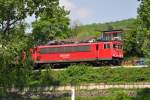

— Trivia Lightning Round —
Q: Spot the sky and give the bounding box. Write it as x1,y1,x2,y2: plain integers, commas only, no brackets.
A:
59,0,139,25
26,0,139,32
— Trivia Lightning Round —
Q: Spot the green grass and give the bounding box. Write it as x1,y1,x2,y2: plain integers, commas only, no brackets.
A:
29,65,150,86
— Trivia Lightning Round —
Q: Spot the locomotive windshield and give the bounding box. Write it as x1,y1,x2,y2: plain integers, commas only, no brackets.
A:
98,30,122,41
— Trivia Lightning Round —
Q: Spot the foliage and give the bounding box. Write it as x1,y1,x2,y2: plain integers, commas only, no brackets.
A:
0,0,70,89
58,65,92,85
0,24,32,88
32,0,70,45
132,88,150,100
57,65,150,85
0,0,26,37
30,68,60,87
123,20,143,57
138,0,150,64
0,0,66,36
110,91,131,100
0,0,70,45
20,65,150,87
0,0,150,97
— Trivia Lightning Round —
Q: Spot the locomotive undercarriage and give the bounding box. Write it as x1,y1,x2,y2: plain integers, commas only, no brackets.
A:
34,58,123,69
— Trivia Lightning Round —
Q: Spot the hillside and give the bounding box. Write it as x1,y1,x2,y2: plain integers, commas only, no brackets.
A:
73,18,136,38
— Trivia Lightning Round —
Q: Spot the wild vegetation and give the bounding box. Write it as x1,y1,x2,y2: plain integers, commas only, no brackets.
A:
0,0,70,97
29,65,150,86
0,0,150,99
1,64,150,99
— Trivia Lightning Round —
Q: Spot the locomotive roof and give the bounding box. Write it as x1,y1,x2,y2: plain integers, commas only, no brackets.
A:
38,42,97,48
37,41,122,48
102,30,123,33
56,36,97,43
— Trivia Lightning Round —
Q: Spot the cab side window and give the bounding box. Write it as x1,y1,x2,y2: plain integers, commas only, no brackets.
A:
113,44,122,49
104,44,110,49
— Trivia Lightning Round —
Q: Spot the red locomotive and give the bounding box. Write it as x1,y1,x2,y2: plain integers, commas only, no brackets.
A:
30,30,123,67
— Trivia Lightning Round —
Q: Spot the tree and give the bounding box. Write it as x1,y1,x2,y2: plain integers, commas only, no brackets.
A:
138,0,150,63
0,0,70,63
0,0,24,36
32,0,70,44
0,0,71,89
123,20,143,57
0,0,70,40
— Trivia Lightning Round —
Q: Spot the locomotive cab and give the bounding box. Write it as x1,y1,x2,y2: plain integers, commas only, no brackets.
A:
97,30,123,64
98,30,122,41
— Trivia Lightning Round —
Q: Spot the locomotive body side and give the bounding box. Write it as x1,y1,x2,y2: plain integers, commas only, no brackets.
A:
31,43,97,64
30,41,123,65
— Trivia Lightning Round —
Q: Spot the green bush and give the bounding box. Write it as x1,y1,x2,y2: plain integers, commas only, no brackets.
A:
58,65,92,85
57,65,150,85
